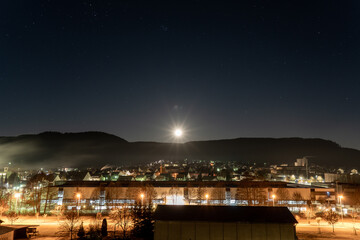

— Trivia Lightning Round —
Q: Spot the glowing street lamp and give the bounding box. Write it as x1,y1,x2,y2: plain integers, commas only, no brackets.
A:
76,193,81,217
14,192,21,213
338,195,344,223
272,194,276,207
140,193,145,205
205,194,209,205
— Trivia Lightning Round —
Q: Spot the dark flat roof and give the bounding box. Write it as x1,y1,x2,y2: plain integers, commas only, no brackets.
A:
55,180,288,188
0,226,14,235
2,225,39,229
154,205,298,224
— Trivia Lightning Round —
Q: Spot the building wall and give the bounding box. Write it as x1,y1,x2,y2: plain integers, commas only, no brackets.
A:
325,173,360,184
154,221,296,240
67,186,310,201
272,188,311,200
56,184,334,209
312,188,335,202
62,187,99,199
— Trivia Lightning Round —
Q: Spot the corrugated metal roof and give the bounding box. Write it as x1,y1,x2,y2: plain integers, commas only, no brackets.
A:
154,205,298,224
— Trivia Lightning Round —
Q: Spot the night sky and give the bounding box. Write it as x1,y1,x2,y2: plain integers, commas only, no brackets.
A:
1,1,360,149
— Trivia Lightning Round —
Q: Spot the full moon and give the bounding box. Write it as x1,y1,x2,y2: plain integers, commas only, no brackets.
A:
174,129,183,137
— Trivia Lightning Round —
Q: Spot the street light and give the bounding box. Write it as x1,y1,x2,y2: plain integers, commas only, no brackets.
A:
205,194,209,205
140,193,144,205
14,192,21,214
272,194,276,207
338,195,344,223
76,193,81,217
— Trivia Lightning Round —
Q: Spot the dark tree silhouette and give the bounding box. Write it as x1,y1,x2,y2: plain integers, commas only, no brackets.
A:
131,202,154,240
77,221,85,239
101,218,108,237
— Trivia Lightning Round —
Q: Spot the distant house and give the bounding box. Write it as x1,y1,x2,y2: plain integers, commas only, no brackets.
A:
175,173,188,181
118,170,130,176
216,175,227,181
231,173,243,181
100,173,111,181
66,171,91,181
165,166,182,173
116,176,134,181
188,172,199,180
89,173,101,181
200,173,210,178
154,205,298,240
44,174,61,186
100,172,121,181
135,174,147,181
145,172,155,180
202,176,218,181
155,173,172,181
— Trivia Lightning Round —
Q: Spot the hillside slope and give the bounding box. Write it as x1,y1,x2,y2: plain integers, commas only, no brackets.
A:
0,132,359,169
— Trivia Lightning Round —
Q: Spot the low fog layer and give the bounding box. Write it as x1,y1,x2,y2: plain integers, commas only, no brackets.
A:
0,132,359,169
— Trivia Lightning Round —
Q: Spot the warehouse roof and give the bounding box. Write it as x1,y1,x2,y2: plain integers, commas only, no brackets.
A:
154,205,298,224
0,226,14,235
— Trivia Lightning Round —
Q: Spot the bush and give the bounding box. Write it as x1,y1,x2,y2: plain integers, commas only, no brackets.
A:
77,221,85,239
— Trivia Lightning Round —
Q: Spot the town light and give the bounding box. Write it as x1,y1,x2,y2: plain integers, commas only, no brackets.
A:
338,195,344,205
14,192,21,214
338,195,344,223
76,193,81,217
205,194,209,205
140,193,145,205
272,194,276,207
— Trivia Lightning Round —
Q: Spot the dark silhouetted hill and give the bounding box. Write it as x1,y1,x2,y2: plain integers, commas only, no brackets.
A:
0,132,359,169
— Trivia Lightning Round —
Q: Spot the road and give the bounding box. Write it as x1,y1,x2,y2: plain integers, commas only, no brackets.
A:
297,218,360,240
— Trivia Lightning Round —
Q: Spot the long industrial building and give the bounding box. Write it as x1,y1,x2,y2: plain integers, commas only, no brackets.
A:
54,180,335,213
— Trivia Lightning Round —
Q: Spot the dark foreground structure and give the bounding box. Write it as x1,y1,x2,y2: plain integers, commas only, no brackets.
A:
0,225,39,240
154,205,298,240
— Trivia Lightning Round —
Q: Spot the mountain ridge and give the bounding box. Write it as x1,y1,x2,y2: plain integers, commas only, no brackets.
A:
0,131,358,169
